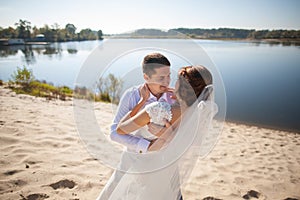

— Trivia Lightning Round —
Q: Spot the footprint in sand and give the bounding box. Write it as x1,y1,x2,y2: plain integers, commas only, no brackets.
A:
3,169,23,176
242,190,261,199
202,197,222,200
49,179,76,190
20,193,49,200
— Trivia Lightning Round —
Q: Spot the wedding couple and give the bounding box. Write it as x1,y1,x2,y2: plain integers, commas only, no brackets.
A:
97,52,215,200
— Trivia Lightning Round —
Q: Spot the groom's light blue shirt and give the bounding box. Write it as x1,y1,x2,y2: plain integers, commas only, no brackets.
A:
110,85,174,153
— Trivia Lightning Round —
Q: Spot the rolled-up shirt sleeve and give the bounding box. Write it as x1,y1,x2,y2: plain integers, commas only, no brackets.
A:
110,87,151,153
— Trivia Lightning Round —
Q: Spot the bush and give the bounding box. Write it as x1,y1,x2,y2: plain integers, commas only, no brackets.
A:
97,73,123,104
11,66,35,89
30,81,57,93
100,92,111,102
59,86,73,96
9,66,75,101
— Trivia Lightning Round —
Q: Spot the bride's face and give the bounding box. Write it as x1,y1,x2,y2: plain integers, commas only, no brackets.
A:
174,78,182,100
174,71,190,101
174,79,179,94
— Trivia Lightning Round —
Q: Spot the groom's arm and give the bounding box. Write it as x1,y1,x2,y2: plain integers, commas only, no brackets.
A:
110,88,151,153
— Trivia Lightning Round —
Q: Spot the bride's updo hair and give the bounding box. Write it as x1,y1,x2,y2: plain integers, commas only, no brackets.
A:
177,65,212,106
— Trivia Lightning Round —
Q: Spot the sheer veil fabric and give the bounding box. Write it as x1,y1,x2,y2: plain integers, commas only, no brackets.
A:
97,85,220,200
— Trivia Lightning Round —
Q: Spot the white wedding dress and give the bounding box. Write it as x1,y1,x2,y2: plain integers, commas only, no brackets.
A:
97,101,181,200
97,85,219,200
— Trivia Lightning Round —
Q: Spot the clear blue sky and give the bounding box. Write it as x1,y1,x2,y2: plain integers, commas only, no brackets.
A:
1,0,299,34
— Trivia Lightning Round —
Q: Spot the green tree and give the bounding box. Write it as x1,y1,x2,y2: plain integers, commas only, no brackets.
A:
57,28,67,42
97,30,103,40
15,19,31,39
31,26,39,37
79,28,97,40
50,23,60,41
0,27,17,38
39,24,54,41
65,23,77,40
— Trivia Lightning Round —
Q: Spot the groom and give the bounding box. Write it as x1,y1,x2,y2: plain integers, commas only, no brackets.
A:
110,52,174,153
98,52,183,200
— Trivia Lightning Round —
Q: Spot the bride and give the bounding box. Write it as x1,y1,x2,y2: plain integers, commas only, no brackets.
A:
97,65,217,200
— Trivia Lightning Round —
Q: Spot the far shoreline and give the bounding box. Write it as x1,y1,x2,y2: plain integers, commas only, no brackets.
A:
102,36,300,46
1,37,300,47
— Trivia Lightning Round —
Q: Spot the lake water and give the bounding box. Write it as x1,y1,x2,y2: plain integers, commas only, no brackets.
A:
0,39,299,132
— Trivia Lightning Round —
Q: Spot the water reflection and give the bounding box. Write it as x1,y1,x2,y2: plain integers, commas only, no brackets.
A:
0,39,298,65
244,40,300,47
0,45,19,57
0,44,78,64
20,45,36,64
67,49,78,54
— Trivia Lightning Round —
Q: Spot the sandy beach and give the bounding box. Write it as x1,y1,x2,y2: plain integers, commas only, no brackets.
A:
0,86,299,200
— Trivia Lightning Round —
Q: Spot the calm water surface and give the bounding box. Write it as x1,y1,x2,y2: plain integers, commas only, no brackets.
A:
0,39,299,132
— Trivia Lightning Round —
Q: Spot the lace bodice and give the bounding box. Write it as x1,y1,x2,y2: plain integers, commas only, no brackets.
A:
145,101,172,126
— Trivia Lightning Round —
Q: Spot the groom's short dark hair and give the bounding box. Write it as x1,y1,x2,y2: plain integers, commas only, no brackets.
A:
142,53,170,77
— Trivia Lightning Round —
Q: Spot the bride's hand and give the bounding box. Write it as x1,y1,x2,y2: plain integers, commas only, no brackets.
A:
148,138,166,151
139,84,150,102
167,87,176,100
147,119,171,137
147,123,164,136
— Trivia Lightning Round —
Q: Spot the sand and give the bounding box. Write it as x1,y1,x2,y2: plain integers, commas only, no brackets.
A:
0,86,299,200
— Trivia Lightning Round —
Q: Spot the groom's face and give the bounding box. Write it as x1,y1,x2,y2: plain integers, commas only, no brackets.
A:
144,66,171,94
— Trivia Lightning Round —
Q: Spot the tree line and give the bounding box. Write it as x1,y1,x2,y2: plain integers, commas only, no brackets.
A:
2,20,299,41
121,28,300,40
171,28,300,40
0,19,103,42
